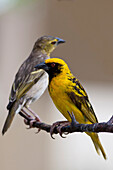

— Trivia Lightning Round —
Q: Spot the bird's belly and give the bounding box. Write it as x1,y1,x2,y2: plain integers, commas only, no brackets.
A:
50,87,86,123
53,97,85,123
26,72,49,105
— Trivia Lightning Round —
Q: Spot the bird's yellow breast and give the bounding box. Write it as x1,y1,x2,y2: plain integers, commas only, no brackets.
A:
48,73,88,124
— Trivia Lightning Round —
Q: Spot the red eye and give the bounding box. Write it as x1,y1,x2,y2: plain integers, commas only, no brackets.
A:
51,41,56,45
51,63,55,67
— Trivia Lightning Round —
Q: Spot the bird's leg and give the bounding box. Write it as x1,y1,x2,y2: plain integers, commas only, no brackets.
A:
67,111,79,126
21,108,33,119
107,115,113,125
24,106,41,133
25,106,41,122
50,121,70,139
21,108,35,127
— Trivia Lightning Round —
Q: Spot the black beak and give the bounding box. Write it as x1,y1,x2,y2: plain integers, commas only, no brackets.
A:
34,62,49,72
56,37,65,44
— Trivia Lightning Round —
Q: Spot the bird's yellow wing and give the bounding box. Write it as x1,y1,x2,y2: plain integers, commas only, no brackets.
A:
67,77,98,124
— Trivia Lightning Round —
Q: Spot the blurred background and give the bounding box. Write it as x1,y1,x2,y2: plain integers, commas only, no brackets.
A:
0,0,113,169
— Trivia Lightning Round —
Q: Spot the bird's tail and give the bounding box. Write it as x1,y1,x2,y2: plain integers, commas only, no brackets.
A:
87,132,107,160
2,101,20,135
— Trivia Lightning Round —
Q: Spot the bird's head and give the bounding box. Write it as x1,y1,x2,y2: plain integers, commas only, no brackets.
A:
34,58,70,82
33,36,65,56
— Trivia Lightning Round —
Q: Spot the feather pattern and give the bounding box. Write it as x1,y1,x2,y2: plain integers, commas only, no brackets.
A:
3,36,65,134
38,58,106,159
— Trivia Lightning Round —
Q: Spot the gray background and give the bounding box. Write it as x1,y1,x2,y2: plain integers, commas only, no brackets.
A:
0,0,113,169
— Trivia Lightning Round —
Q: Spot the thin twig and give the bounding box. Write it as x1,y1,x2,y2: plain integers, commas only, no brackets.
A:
19,112,113,135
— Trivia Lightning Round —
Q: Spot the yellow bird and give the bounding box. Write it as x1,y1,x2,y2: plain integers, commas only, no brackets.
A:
35,58,106,159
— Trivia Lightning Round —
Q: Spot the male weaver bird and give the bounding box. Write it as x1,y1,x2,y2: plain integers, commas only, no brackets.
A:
2,36,65,135
34,58,106,159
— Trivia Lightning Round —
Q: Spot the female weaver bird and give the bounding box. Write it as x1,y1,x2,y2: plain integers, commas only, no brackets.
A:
34,58,106,159
2,36,65,135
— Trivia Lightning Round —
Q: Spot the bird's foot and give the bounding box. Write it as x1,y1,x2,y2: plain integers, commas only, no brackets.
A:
24,114,41,133
50,112,79,139
50,121,70,139
22,107,41,133
67,111,79,127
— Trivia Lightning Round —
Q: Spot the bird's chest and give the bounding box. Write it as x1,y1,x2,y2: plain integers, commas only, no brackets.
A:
49,77,66,101
48,76,85,122
48,77,71,117
26,72,49,103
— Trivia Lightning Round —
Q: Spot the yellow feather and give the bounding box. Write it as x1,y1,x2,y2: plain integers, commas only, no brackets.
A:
46,58,107,159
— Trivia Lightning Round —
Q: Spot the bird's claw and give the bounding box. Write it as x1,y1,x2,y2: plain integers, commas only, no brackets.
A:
27,119,36,129
35,128,41,134
50,122,58,139
24,114,41,133
57,125,66,138
50,112,78,138
50,121,70,139
24,114,34,126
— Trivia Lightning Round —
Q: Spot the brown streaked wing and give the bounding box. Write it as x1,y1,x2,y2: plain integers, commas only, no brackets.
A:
7,53,48,110
17,70,45,99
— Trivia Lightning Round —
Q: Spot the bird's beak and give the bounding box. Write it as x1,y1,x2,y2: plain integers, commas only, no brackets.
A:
56,37,65,44
34,62,49,72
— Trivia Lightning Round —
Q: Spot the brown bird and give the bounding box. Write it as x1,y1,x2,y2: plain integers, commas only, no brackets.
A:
2,36,65,135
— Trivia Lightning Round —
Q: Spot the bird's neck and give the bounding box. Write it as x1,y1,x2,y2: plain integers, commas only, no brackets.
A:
41,46,56,56
31,48,50,58
49,69,71,85
41,49,50,56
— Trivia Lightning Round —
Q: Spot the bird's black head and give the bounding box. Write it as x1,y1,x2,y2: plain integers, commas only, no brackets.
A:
34,58,68,82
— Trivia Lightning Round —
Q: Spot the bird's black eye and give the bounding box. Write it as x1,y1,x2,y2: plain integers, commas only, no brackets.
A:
51,41,56,45
51,63,56,67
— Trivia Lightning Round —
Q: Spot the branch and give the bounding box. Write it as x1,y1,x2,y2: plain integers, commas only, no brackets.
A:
19,112,113,136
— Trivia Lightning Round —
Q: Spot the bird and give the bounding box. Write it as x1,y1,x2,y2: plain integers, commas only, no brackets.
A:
34,58,106,159
2,36,65,135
